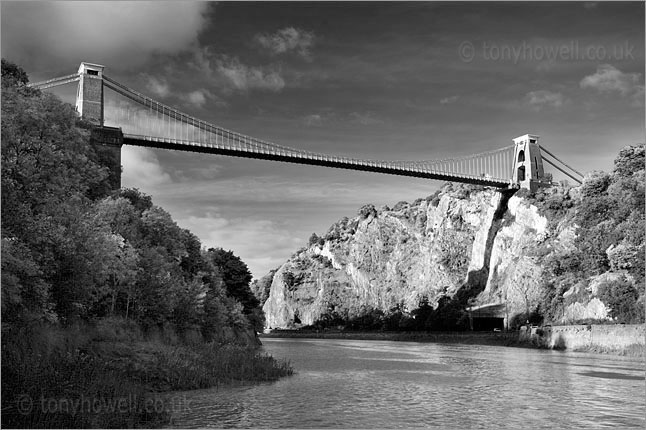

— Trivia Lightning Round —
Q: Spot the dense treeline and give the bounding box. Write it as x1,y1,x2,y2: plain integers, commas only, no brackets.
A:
531,144,645,324
1,59,288,428
1,59,263,335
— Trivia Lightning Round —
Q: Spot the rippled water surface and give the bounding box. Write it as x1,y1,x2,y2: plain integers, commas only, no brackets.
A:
168,338,645,428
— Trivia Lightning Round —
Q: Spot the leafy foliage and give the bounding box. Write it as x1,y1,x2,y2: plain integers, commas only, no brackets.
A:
532,144,645,324
203,248,259,314
0,59,287,429
1,58,29,86
358,203,377,219
251,268,277,306
597,278,643,324
1,59,266,335
308,232,325,247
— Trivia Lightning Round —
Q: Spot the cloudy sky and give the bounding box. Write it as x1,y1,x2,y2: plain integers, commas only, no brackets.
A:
2,2,644,278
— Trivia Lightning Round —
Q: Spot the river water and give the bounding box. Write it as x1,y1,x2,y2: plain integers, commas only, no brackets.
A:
168,338,645,428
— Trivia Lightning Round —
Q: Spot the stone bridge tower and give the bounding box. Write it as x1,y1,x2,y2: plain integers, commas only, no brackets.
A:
76,62,123,190
76,62,105,125
512,134,548,191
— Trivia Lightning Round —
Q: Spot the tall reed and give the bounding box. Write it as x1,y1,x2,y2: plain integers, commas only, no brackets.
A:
2,320,293,428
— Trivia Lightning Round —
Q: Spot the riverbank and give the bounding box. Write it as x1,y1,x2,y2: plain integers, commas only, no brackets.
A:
1,319,293,428
526,323,645,356
261,329,527,347
262,324,646,356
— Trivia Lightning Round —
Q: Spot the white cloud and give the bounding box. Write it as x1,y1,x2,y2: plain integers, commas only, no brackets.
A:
144,75,171,98
580,64,644,105
189,49,286,94
440,95,460,105
187,90,207,107
349,111,382,125
303,114,324,126
255,27,315,60
215,56,285,93
121,146,172,189
182,89,223,109
524,90,565,109
185,164,224,180
1,2,209,72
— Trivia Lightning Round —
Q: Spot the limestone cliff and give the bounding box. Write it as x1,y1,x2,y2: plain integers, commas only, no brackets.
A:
261,180,630,329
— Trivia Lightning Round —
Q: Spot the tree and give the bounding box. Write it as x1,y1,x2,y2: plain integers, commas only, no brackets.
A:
179,230,205,279
92,196,143,246
613,145,645,178
250,268,277,306
133,246,182,325
118,188,153,215
201,271,250,340
1,238,52,324
597,278,644,323
203,248,258,313
410,295,433,330
140,206,188,259
100,235,140,317
173,277,207,332
48,205,133,321
2,58,29,87
201,272,229,340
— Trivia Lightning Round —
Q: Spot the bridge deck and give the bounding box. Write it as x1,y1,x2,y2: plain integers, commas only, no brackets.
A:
123,134,512,188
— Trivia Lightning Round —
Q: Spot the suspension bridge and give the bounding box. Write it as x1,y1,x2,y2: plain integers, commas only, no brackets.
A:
29,62,584,190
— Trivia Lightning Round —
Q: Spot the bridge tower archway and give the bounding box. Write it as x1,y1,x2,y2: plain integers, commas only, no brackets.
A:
517,150,525,162
512,134,546,191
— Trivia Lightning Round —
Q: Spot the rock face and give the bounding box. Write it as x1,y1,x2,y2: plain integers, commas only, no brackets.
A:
262,183,610,329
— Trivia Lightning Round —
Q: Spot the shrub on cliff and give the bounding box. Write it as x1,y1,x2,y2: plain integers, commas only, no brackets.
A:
426,190,442,207
324,223,344,241
308,232,325,247
358,203,377,219
392,200,409,211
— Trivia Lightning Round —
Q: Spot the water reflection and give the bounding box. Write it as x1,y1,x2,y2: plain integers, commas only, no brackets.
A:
168,338,645,429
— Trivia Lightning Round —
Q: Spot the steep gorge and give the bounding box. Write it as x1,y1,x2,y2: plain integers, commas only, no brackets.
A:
261,148,645,330
261,184,564,328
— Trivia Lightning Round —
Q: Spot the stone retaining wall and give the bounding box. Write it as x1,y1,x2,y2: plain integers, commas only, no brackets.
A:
523,324,645,351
